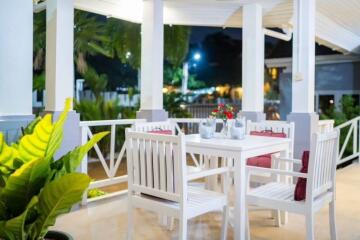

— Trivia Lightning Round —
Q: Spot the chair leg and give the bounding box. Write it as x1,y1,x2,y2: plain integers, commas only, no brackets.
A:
221,205,229,240
245,206,250,240
167,217,175,231
127,201,134,240
329,200,338,240
273,210,281,227
306,211,314,240
179,217,187,240
280,211,288,225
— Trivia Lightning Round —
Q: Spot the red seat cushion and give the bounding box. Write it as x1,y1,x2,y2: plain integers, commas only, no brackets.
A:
247,131,287,168
247,155,272,168
294,151,310,201
147,130,172,135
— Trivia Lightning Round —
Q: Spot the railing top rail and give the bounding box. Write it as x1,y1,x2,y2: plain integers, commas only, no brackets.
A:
335,116,360,129
318,119,335,126
80,119,146,127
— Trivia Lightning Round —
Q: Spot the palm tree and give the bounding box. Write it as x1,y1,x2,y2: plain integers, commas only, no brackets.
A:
33,11,46,71
164,25,191,67
106,19,142,68
107,19,192,69
33,10,112,74
74,10,113,74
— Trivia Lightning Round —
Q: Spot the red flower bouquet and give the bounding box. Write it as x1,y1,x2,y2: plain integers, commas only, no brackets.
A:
211,104,235,121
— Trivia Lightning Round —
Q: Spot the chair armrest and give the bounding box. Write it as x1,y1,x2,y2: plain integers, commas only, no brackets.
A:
246,166,307,179
272,156,302,165
187,167,229,181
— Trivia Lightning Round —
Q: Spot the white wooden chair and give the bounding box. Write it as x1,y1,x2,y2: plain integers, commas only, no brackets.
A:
246,120,295,158
126,129,230,240
246,130,339,240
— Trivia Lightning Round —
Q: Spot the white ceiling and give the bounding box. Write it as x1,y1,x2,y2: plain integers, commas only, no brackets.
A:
73,0,360,53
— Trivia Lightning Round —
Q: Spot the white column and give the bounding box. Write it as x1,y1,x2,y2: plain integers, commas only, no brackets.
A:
140,0,164,110
0,0,33,117
291,0,315,113
45,0,74,111
287,0,318,158
241,4,265,121
137,0,167,121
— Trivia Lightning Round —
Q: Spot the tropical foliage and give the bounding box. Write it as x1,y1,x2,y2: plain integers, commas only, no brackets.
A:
164,93,192,118
164,65,205,90
0,99,108,240
321,95,360,159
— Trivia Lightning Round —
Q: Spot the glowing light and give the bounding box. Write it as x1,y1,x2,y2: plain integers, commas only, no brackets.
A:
126,52,131,59
162,88,169,93
193,52,201,61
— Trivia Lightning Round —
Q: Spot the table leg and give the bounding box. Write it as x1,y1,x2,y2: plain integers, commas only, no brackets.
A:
234,155,246,240
208,156,218,190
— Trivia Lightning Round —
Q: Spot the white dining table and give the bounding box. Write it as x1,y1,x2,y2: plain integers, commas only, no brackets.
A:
185,134,292,240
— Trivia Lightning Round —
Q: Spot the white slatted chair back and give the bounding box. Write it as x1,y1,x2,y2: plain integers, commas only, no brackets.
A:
126,129,186,203
307,131,339,201
132,120,180,135
246,120,295,157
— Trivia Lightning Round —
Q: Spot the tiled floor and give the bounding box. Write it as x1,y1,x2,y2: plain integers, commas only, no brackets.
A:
54,164,360,240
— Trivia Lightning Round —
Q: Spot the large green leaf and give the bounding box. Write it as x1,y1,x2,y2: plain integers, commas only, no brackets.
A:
31,173,90,239
63,131,108,173
0,133,19,176
17,98,72,163
45,98,72,160
1,158,49,216
1,197,38,240
21,117,42,136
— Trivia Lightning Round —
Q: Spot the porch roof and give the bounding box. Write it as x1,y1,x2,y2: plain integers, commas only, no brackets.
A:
64,0,360,53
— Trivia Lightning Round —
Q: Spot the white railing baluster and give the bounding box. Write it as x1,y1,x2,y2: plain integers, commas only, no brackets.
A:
109,124,116,177
335,116,360,165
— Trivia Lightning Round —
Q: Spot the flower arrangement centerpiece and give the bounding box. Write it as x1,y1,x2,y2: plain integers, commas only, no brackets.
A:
211,104,235,137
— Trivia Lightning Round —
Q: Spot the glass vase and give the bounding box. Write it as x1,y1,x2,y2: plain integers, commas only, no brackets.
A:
220,119,230,138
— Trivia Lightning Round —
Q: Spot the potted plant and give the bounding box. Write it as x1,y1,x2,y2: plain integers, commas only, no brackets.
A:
0,98,108,240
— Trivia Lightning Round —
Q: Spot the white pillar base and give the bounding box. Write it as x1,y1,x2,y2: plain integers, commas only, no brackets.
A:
0,115,35,143
136,109,168,122
287,112,319,158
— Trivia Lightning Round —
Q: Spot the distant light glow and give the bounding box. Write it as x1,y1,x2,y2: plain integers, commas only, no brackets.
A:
126,52,131,59
193,52,201,61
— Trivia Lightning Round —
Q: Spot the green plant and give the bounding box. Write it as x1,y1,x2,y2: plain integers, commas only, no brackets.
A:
82,67,108,101
321,95,360,158
33,72,45,92
164,65,205,90
74,99,137,157
163,93,192,118
0,99,108,240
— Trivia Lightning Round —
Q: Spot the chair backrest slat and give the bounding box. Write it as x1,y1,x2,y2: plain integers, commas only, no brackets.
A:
126,129,185,203
307,131,339,200
247,120,295,157
145,140,153,188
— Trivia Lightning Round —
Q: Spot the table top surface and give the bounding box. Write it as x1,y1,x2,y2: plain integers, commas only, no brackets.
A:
185,134,291,151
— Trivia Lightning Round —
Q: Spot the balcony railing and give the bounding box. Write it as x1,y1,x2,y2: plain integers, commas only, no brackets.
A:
334,116,360,166
79,119,145,205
